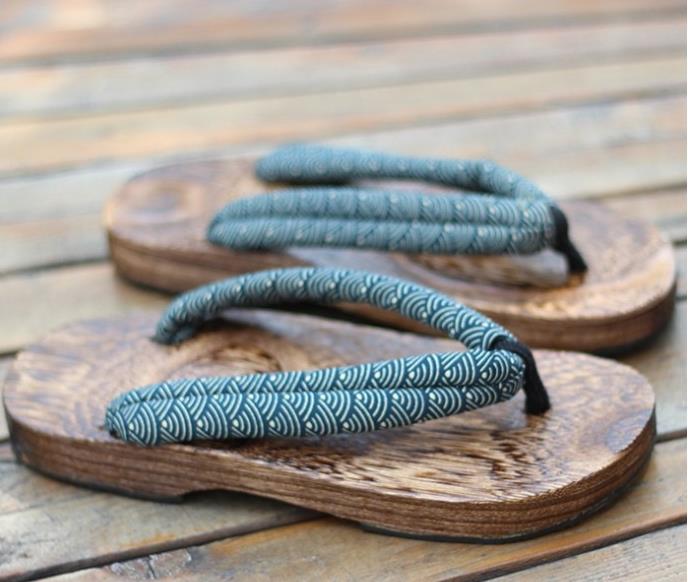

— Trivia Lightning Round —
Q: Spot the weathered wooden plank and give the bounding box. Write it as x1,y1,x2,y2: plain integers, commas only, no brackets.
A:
0,263,168,354
0,96,682,210
0,445,314,581
620,300,686,440
0,214,106,274
0,97,683,221
0,164,135,224
46,438,687,582
0,20,683,118
0,68,683,177
0,0,682,64
332,116,685,201
494,525,687,582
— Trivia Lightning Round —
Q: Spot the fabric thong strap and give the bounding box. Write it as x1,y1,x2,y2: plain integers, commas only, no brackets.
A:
207,144,586,273
106,268,549,446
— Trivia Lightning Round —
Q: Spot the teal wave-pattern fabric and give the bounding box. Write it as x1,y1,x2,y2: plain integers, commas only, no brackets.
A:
256,143,550,200
208,143,558,256
208,186,553,255
106,267,535,446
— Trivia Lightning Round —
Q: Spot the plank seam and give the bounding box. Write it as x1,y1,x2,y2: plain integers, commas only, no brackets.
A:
2,8,683,67
1,49,683,121
0,92,683,181
452,521,688,582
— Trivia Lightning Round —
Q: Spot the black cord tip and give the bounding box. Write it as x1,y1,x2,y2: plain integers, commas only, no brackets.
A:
492,338,550,415
549,205,588,274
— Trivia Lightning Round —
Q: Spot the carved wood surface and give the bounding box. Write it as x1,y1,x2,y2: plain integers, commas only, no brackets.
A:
6,311,655,540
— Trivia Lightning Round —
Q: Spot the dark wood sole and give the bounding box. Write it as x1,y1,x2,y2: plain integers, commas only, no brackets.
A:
105,158,677,352
4,310,657,541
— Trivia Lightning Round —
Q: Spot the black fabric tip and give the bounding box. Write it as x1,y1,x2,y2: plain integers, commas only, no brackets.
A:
492,338,551,415
549,205,588,274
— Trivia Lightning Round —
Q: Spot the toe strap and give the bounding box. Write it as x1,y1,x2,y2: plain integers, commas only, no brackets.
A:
106,267,550,445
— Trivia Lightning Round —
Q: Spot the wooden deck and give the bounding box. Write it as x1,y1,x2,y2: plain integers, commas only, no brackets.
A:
0,1,685,580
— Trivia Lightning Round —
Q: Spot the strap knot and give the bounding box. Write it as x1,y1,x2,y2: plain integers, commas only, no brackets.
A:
492,338,550,415
549,205,587,274
108,268,544,445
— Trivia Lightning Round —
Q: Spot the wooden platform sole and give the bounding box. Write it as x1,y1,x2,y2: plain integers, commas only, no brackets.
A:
4,311,656,541
106,159,676,352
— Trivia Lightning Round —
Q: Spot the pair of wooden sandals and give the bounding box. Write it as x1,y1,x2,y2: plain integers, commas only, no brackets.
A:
5,145,675,541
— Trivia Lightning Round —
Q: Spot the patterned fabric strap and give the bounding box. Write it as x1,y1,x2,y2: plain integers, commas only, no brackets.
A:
208,144,586,272
106,268,549,446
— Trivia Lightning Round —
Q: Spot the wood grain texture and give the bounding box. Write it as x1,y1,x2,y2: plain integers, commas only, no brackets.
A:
0,21,683,118
602,188,687,244
0,73,683,177
5,310,656,540
0,443,313,581
0,0,682,64
494,525,687,581
107,157,676,352
47,439,685,582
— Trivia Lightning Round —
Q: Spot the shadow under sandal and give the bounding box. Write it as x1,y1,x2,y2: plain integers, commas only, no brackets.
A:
5,268,655,541
106,143,676,352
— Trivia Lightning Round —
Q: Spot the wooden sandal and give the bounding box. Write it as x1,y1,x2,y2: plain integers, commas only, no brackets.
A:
106,144,676,353
5,268,655,541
